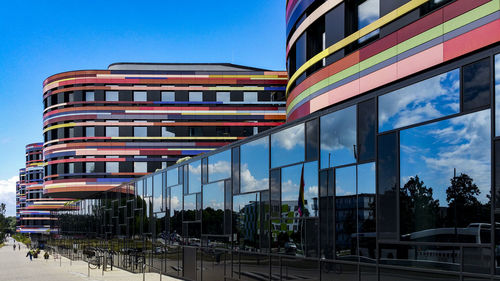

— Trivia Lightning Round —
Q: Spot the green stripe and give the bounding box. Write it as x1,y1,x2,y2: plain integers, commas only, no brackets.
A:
287,0,499,115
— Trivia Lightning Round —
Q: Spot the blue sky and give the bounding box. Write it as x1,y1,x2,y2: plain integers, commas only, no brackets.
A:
0,0,286,216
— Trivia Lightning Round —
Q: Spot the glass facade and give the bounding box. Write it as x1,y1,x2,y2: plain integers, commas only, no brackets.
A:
53,50,500,280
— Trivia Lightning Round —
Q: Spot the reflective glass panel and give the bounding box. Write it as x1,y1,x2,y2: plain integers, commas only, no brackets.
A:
167,167,178,187
233,192,260,251
335,166,356,258
134,127,147,137
207,150,231,182
133,91,147,101
189,161,201,194
358,162,376,262
463,58,490,111
358,0,380,43
379,69,460,132
320,105,356,169
495,54,500,136
271,124,304,168
161,91,175,102
105,91,118,101
274,218,319,257
400,110,491,243
240,136,269,193
202,181,224,235
170,184,183,235
183,194,198,221
281,161,318,218
145,177,152,196
106,126,119,137
153,173,163,212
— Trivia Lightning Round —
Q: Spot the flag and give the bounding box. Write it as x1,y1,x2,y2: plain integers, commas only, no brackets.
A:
297,164,305,217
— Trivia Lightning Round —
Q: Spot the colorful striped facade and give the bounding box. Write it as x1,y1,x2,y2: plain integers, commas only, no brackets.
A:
43,63,287,198
286,0,500,120
16,143,70,234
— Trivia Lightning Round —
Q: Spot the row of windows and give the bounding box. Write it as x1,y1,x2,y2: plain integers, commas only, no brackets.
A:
287,0,454,89
46,160,166,176
26,153,42,162
44,125,269,141
44,90,286,108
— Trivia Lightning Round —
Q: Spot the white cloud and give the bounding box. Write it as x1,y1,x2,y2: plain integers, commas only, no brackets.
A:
271,124,304,151
240,163,269,192
0,175,18,217
379,70,459,130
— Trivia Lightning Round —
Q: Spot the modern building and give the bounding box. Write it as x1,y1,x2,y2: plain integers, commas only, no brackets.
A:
16,143,70,234
42,63,287,198
52,0,500,280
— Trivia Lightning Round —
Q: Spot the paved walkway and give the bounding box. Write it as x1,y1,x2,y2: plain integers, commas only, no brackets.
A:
0,237,180,281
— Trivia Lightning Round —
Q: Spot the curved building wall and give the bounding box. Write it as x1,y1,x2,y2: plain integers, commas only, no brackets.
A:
42,64,287,198
285,0,500,120
17,143,69,234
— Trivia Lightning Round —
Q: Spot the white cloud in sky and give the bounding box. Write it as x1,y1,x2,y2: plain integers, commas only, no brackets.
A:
0,175,18,217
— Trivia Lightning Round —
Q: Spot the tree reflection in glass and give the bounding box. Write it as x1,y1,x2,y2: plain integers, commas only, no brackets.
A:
169,185,183,240
271,124,305,168
400,109,491,243
379,69,460,132
320,105,356,169
202,182,224,235
240,136,269,193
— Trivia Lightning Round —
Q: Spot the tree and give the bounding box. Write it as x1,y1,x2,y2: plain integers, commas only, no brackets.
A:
445,173,488,228
400,175,440,235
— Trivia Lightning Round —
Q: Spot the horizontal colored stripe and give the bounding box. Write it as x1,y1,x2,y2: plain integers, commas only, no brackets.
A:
287,0,500,118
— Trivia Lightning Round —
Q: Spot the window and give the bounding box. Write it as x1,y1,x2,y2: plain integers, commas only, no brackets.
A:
133,91,147,101
188,161,201,194
162,127,175,137
202,182,225,234
208,150,231,182
68,163,74,174
462,58,491,111
134,161,147,173
134,127,147,137
216,92,230,103
67,93,74,103
161,91,175,102
399,110,491,243
243,92,258,102
86,162,95,173
189,91,203,102
281,161,318,218
106,161,119,173
496,54,500,136
271,124,304,168
233,192,267,251
85,127,95,137
357,0,380,43
378,69,460,132
106,127,119,137
320,105,356,169
105,91,118,101
240,137,269,193
85,91,94,102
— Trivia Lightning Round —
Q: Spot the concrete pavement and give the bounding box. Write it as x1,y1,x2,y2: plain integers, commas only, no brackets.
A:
0,237,180,281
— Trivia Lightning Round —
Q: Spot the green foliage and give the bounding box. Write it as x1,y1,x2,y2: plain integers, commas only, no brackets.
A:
12,233,31,246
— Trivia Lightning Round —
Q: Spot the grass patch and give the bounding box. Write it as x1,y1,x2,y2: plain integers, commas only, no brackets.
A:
0,243,4,248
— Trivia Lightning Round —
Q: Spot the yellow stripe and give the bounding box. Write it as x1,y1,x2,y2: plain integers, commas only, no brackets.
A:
43,123,76,133
286,0,429,95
